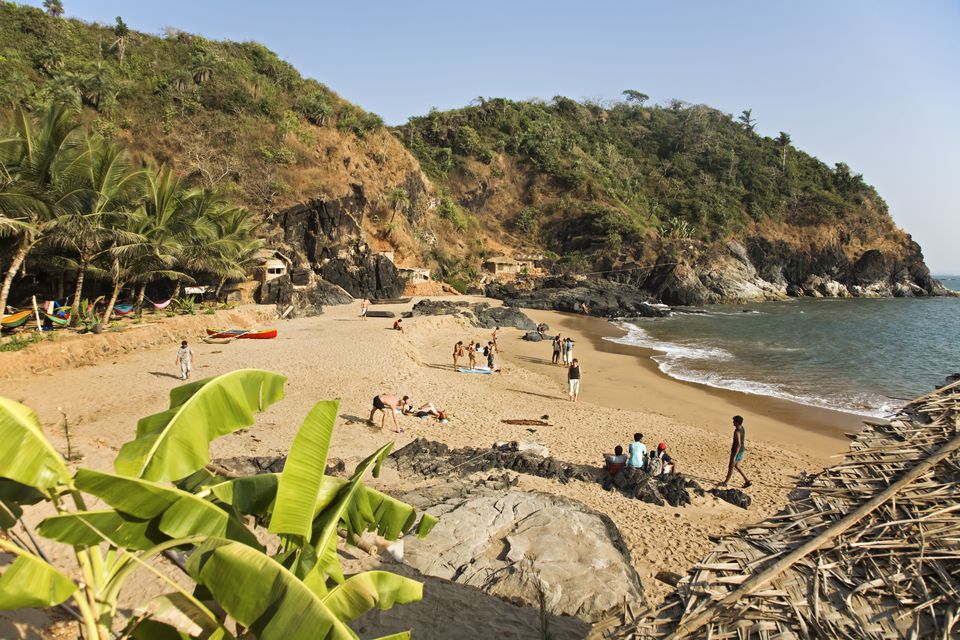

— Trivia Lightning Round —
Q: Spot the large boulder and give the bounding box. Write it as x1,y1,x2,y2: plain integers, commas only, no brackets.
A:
410,299,536,330
401,489,643,622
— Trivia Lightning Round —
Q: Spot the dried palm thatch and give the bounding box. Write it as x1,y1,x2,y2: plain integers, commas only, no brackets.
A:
590,380,960,639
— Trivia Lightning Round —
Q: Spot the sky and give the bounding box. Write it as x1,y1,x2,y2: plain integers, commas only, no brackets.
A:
23,1,960,273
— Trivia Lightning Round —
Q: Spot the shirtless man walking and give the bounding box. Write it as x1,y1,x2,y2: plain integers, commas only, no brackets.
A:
719,415,752,488
360,298,369,320
369,394,407,433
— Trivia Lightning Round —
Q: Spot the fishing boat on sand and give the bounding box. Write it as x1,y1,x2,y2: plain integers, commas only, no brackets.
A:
369,297,412,305
1,309,32,330
206,328,278,340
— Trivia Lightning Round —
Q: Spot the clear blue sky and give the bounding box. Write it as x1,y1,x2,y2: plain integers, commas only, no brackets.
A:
24,1,960,273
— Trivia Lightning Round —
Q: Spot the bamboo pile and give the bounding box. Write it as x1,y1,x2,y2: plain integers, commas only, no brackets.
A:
590,381,960,639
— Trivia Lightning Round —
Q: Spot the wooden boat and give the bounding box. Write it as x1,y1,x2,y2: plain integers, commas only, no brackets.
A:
206,328,278,340
369,297,412,305
1,309,32,330
42,312,69,327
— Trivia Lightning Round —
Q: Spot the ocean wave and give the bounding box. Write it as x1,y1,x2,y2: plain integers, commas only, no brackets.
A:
606,321,734,361
605,321,894,418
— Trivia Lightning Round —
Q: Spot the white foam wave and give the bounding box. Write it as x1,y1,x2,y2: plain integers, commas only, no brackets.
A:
605,321,894,418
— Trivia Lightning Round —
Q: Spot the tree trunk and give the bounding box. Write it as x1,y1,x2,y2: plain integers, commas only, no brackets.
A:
69,258,89,325
214,276,227,300
135,283,146,310
0,241,32,313
172,278,182,300
101,281,122,325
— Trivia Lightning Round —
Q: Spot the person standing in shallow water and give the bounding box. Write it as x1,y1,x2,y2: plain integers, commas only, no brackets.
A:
719,415,752,488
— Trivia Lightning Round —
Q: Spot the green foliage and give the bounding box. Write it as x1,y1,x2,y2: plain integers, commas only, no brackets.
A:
438,195,468,232
515,206,541,237
396,96,885,256
0,370,435,639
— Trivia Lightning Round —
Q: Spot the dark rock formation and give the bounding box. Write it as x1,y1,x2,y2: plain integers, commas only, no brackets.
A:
708,487,752,509
410,299,536,330
522,331,543,342
265,191,406,314
486,278,671,318
207,455,345,478
390,439,704,509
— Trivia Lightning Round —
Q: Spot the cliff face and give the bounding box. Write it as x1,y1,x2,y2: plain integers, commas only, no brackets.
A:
2,4,943,309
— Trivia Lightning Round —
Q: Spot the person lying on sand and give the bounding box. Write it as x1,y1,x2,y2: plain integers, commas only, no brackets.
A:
719,415,752,488
407,402,449,422
369,394,407,433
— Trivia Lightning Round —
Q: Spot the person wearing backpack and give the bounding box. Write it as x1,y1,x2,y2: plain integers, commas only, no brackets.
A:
649,442,675,476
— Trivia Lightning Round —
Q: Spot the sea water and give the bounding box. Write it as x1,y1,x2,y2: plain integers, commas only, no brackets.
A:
609,278,960,417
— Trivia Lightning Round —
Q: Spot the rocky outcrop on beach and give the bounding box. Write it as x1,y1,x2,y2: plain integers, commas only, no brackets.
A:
398,486,644,622
391,439,709,509
486,278,672,318
261,190,406,313
411,299,537,330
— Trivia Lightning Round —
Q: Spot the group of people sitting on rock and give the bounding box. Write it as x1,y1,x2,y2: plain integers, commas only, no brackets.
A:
452,327,501,371
602,433,676,488
369,393,450,433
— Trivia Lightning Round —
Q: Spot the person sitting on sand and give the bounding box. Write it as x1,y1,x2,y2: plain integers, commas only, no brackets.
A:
453,341,465,370
467,341,477,369
602,445,629,489
175,339,194,381
369,394,407,433
628,433,647,470
552,334,562,365
719,415,752,488
649,442,675,476
393,318,404,333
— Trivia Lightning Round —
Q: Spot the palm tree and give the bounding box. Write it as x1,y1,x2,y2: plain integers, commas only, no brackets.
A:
777,131,791,171
388,186,410,225
0,104,82,312
48,135,142,319
204,205,263,298
112,16,129,66
42,0,64,17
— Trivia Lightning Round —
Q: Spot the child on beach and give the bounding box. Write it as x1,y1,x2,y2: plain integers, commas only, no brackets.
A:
175,340,194,381
393,318,404,332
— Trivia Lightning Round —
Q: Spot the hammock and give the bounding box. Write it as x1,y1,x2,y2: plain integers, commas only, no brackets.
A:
150,298,172,310
113,304,135,316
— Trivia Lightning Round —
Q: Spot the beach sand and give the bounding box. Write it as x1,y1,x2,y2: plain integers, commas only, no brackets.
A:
1,298,865,636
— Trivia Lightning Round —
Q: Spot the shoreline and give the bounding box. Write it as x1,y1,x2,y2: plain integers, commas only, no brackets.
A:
505,309,860,462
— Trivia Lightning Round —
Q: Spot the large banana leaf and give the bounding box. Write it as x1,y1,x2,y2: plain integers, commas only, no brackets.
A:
209,473,279,516
0,479,44,530
115,369,286,482
73,469,260,549
269,400,338,539
0,539,76,610
0,397,71,490
187,539,361,640
37,509,167,551
322,571,422,623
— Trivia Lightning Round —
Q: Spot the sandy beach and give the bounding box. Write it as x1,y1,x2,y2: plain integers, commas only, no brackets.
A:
1,298,865,636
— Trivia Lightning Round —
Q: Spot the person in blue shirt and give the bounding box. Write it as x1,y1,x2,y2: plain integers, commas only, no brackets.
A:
628,433,647,470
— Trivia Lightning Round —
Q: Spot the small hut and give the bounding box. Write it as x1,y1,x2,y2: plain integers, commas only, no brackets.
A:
483,256,532,275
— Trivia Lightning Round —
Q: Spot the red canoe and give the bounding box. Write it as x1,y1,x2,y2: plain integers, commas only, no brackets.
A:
206,328,278,340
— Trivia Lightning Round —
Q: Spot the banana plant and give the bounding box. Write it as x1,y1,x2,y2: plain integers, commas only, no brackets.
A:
0,369,436,639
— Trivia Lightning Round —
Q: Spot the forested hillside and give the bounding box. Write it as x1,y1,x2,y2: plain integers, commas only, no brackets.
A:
0,2,943,308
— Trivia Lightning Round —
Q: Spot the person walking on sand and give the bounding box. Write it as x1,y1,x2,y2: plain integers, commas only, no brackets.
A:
369,394,407,433
360,297,369,320
552,334,562,365
564,337,575,366
175,340,194,381
567,358,581,401
453,340,464,370
492,326,500,351
719,415,752,488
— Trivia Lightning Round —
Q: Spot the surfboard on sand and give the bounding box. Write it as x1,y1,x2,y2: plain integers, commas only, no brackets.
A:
457,366,494,374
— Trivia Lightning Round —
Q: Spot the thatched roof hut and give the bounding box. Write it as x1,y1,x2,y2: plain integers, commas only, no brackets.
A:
590,380,960,639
